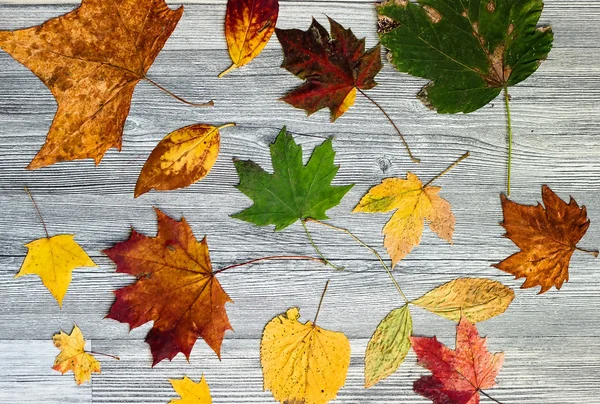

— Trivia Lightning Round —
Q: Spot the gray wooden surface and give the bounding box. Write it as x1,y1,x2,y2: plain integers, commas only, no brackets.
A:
0,0,599,402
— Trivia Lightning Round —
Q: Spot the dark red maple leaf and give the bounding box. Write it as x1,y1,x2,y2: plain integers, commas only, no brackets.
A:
275,17,382,121
410,317,504,404
104,208,232,366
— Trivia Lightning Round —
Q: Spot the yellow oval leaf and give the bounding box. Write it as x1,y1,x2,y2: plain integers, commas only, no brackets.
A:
365,305,412,388
260,307,350,404
220,0,279,77
169,375,212,404
52,325,101,385
412,278,515,323
135,123,234,198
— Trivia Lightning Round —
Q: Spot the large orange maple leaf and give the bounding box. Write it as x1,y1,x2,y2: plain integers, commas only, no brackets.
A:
105,208,233,366
0,0,183,169
494,185,597,293
410,317,504,404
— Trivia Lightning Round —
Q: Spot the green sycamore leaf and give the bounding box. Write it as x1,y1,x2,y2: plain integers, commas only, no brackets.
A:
377,0,554,113
232,127,354,231
365,304,413,388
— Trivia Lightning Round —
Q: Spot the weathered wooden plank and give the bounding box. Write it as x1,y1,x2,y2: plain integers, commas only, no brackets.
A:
0,340,92,403
88,337,600,403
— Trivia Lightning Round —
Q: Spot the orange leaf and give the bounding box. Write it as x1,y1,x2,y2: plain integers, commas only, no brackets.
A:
411,317,504,404
221,0,279,77
494,185,598,293
104,208,233,366
135,123,235,198
52,325,101,385
0,0,183,169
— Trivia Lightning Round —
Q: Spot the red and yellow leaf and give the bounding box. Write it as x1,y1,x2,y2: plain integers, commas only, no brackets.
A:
411,317,504,404
275,17,381,121
105,208,233,366
221,0,279,77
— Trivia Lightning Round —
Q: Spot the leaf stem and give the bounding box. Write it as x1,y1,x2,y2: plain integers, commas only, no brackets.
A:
144,77,214,107
423,151,470,188
88,351,120,361
218,63,238,78
24,187,49,239
218,123,237,131
357,88,420,163
575,246,599,258
213,255,326,275
301,220,344,271
313,279,330,325
504,86,512,196
479,389,504,404
305,218,409,303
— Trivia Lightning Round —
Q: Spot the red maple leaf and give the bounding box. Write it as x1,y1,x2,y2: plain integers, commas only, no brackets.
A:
275,17,382,121
104,208,233,366
410,317,504,404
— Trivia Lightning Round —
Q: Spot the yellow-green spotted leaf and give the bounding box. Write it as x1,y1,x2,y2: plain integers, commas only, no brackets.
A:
365,305,412,388
412,278,515,323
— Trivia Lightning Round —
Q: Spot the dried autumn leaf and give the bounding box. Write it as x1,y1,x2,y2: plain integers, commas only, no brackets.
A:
169,375,212,404
105,208,233,366
377,0,553,114
353,172,454,267
135,123,235,198
17,189,96,307
275,18,382,121
365,304,412,388
220,0,279,77
494,185,598,293
411,317,504,404
261,307,351,404
0,0,192,169
412,278,515,323
232,127,354,231
52,325,100,385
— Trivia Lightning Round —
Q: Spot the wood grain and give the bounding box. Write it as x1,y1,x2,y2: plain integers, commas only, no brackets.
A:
0,0,599,402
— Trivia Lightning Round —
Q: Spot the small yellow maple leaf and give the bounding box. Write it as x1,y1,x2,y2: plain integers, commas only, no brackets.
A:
52,325,100,385
353,172,455,267
260,307,351,404
16,234,96,307
168,375,212,404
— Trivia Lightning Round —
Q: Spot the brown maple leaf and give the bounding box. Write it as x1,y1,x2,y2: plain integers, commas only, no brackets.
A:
0,0,185,169
104,208,232,366
275,17,382,122
494,185,598,293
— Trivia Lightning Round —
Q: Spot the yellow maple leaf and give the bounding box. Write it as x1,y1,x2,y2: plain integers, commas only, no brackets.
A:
353,172,455,267
260,307,351,404
16,234,96,307
52,325,101,385
169,375,212,404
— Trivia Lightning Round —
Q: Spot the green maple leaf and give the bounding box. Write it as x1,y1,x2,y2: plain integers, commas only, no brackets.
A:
232,127,354,231
377,0,553,113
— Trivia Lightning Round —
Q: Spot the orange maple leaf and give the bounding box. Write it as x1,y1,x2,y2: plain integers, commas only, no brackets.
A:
494,185,598,293
0,0,183,169
411,317,504,404
104,208,233,366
